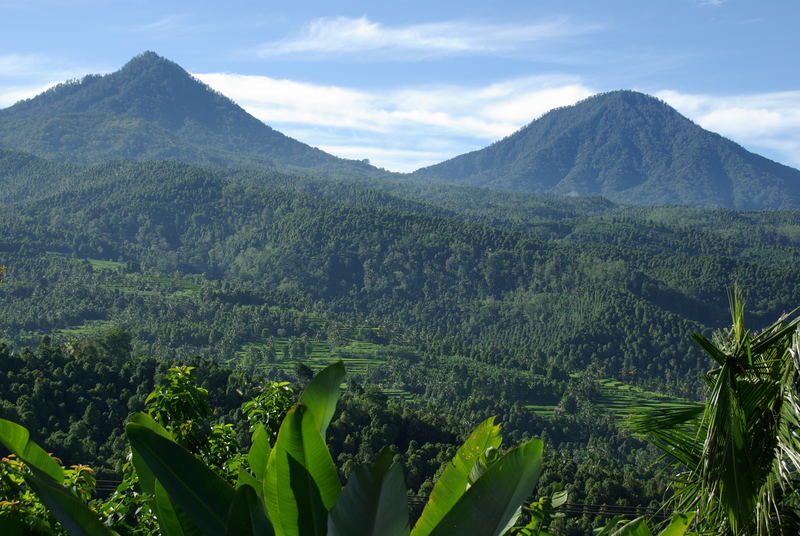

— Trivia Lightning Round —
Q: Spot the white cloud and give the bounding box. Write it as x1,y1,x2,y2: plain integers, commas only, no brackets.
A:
253,15,595,59
0,53,81,79
127,14,204,35
0,53,98,108
319,145,451,173
0,54,44,77
0,53,102,91
196,72,594,171
0,81,60,108
657,89,800,167
4,58,798,173
199,72,800,172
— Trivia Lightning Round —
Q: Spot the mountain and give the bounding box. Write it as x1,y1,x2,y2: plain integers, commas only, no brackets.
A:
412,90,800,210
0,52,384,178
3,55,799,208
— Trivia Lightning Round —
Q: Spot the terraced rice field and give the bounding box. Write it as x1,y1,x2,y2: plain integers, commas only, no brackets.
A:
234,337,414,401
55,319,117,337
86,258,127,271
593,378,691,417
525,404,557,418
527,377,691,419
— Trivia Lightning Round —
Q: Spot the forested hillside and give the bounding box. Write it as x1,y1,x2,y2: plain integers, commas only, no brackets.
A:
4,53,800,210
0,52,384,179
3,53,800,534
3,153,800,398
413,90,800,209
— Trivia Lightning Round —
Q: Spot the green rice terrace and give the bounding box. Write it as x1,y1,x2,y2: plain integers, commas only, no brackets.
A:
231,336,417,402
527,376,691,419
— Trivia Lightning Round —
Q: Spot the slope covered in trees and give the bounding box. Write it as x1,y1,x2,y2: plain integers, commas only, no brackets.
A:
3,154,800,395
412,90,800,210
2,53,800,209
0,52,384,179
1,140,799,533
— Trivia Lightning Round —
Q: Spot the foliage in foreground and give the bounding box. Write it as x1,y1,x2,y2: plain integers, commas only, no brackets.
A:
629,292,800,535
0,363,551,535
9,291,797,535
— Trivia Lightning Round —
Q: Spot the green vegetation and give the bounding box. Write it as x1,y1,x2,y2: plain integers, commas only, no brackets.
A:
526,377,690,420
0,363,694,536
3,300,799,534
3,54,800,533
4,147,800,530
0,53,385,180
413,90,800,210
629,293,800,535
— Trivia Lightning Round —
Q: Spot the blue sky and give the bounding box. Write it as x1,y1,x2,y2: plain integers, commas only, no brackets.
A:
1,0,798,171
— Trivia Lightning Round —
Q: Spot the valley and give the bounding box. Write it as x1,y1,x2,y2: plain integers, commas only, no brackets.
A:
1,51,799,535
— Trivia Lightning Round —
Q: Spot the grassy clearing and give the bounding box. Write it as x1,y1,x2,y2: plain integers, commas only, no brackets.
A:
526,404,556,417
232,337,414,401
55,319,116,337
97,271,200,298
87,258,126,271
527,377,691,420
592,378,691,417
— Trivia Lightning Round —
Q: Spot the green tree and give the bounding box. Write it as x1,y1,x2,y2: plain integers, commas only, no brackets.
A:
144,366,210,452
242,381,295,444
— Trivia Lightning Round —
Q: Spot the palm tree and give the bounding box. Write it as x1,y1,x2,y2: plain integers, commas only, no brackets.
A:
629,290,800,535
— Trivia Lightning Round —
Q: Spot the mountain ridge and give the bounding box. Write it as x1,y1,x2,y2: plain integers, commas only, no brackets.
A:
0,51,385,178
2,53,799,209
412,90,800,210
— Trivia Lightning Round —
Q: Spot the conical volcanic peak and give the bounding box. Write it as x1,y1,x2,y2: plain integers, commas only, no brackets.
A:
413,90,800,210
0,52,383,178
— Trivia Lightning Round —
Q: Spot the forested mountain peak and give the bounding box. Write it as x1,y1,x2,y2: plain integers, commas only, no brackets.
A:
0,52,384,178
3,51,232,125
412,89,800,210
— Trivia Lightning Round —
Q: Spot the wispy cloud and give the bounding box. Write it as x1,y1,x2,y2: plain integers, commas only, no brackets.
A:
198,72,800,172
0,53,99,107
196,72,593,171
253,15,597,59
658,89,800,167
0,81,60,108
127,14,203,35
0,53,84,79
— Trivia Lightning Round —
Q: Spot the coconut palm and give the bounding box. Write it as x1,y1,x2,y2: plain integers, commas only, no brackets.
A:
628,291,800,535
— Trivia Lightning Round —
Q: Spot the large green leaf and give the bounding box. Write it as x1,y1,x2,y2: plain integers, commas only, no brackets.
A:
608,514,694,536
127,412,173,495
126,423,235,536
610,518,651,536
154,479,203,536
264,405,341,536
248,423,271,482
0,516,31,536
328,448,410,536
24,466,113,536
658,513,696,536
125,414,198,536
224,484,274,536
411,417,501,536
236,468,262,492
298,361,346,438
0,419,62,482
427,438,543,536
